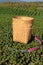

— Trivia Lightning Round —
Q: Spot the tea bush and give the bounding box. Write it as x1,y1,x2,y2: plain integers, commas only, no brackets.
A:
0,6,43,65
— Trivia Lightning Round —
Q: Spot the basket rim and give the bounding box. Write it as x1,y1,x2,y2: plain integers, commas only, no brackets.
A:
13,16,34,21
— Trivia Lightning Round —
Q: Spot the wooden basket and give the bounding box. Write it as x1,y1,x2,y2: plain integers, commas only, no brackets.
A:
12,16,34,44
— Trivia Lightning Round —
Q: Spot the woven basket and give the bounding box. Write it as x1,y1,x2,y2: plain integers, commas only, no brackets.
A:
12,16,34,44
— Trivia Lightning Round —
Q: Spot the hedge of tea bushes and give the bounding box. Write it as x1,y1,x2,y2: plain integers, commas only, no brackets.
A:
0,7,43,16
0,7,43,65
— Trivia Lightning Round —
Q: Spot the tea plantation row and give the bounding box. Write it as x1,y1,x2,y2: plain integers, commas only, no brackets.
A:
0,7,43,16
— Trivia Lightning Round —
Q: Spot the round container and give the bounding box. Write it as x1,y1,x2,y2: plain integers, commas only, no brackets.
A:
12,16,34,44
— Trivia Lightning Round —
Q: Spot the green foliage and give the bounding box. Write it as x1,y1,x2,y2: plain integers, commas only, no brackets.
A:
0,4,43,65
